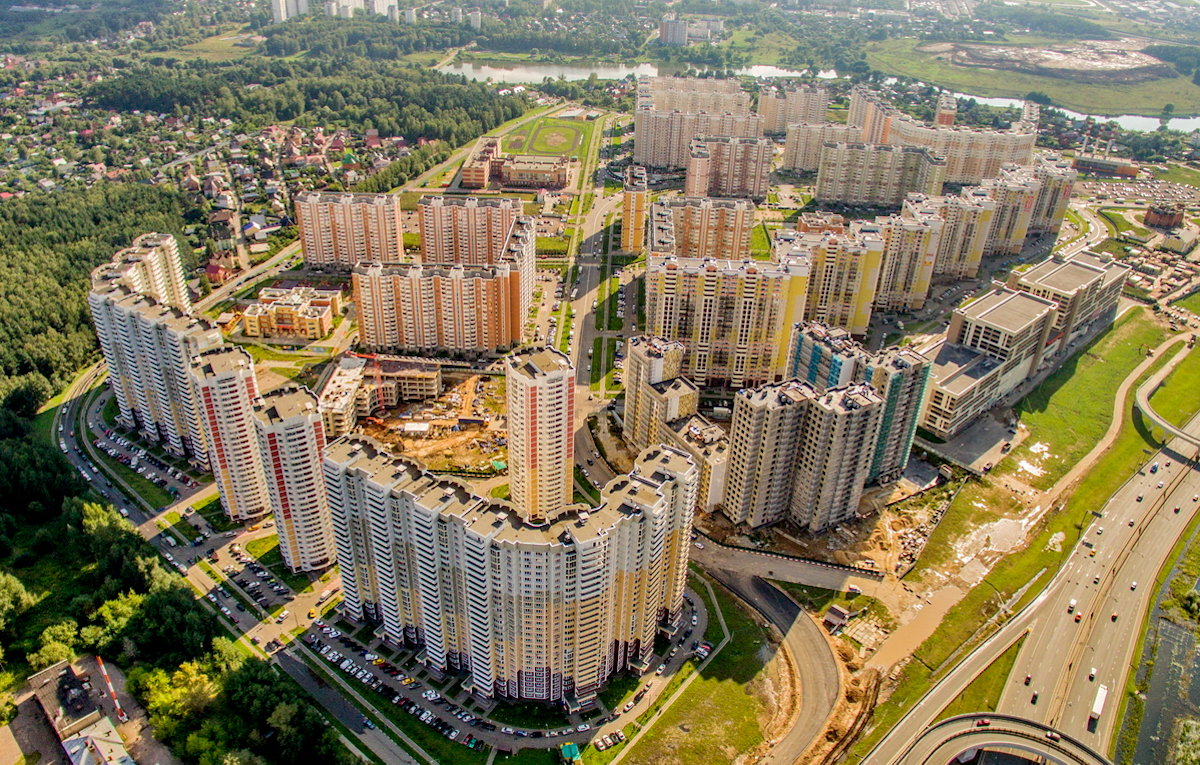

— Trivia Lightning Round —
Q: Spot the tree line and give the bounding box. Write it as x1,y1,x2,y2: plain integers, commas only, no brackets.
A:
86,57,528,145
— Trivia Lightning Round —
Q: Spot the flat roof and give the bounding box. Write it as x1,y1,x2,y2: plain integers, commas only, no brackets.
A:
192,346,254,378
29,660,99,739
1019,258,1104,296
255,384,318,425
507,347,573,380
958,288,1055,334
929,341,1001,396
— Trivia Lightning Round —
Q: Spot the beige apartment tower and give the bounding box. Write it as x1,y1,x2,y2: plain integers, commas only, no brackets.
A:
783,122,863,173
623,336,692,453
190,347,272,522
417,196,522,266
903,193,995,279
647,197,755,260
816,143,947,208
622,166,649,253
294,192,405,268
324,435,697,707
759,85,830,135
865,214,941,312
685,136,773,200
506,347,576,523
253,385,336,572
634,76,759,169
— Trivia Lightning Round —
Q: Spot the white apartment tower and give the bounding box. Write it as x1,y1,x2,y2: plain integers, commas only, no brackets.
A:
506,347,576,523
634,76,759,170
816,143,947,208
89,234,221,463
864,214,941,312
272,0,309,22
294,192,405,268
903,193,995,279
190,347,272,523
324,435,697,707
253,385,336,572
783,122,863,173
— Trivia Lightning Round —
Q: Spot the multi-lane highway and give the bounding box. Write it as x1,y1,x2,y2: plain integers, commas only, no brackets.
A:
867,409,1200,763
898,714,1111,765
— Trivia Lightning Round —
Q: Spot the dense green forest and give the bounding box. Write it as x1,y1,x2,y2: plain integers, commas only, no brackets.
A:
0,184,198,404
87,57,527,143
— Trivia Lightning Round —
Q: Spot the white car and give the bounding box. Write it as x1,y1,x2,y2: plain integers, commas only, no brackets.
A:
577,723,591,732
501,727,515,734
693,542,704,550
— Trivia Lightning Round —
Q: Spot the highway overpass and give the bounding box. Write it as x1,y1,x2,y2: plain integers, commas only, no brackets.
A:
898,714,1113,765
1134,342,1200,447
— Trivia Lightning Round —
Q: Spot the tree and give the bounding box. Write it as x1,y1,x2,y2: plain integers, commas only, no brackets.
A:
0,571,32,632
1164,103,1176,117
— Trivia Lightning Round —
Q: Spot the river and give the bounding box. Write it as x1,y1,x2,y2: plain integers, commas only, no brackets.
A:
438,59,1189,133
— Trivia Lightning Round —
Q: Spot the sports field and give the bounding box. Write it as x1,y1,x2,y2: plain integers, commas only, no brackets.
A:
503,117,591,157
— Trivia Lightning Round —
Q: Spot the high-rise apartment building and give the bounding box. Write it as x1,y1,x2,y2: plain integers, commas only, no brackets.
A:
352,260,527,354
934,93,957,127
903,192,995,278
977,172,1041,256
506,347,576,524
190,347,272,522
294,192,405,269
786,323,930,484
848,88,1037,185
271,0,309,23
634,76,759,169
722,380,882,532
252,385,336,572
645,254,810,387
353,215,535,354
1016,154,1078,236
622,336,691,453
659,14,689,45
775,226,883,336
815,143,946,208
417,196,522,267
324,435,697,707
863,214,941,312
622,166,649,253
684,136,773,200
759,86,830,135
647,197,755,260
89,234,219,463
782,122,863,173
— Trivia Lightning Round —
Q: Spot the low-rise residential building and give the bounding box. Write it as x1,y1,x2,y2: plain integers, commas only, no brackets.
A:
243,285,342,339
317,353,443,437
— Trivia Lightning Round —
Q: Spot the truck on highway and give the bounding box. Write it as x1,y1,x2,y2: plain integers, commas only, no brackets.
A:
1091,684,1108,720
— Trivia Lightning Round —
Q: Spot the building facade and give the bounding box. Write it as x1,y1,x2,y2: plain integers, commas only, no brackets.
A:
634,77,758,169
190,347,272,522
903,193,995,279
318,354,443,438
815,143,946,208
648,197,755,261
622,166,648,253
252,385,337,572
759,86,830,135
506,348,576,524
775,226,883,337
865,214,941,312
294,192,405,268
324,435,697,708
645,255,810,387
782,122,863,173
684,136,773,200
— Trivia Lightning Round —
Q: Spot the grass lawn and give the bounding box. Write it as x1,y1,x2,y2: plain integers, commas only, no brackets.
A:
490,483,510,500
774,583,897,631
488,700,570,728
244,534,317,594
91,443,176,509
590,338,605,388
603,339,622,391
504,117,592,157
597,671,641,711
1172,291,1200,314
616,572,769,765
169,29,256,61
998,307,1165,490
495,749,561,765
714,28,798,65
750,222,772,259
575,465,600,504
1148,343,1200,428
1152,164,1200,188
935,635,1026,721
557,303,575,354
1099,208,1151,239
863,37,1200,116
403,232,422,250
848,349,1181,762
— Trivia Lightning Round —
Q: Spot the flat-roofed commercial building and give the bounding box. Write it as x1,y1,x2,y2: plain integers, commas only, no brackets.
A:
324,435,697,709
294,192,405,268
1008,252,1129,356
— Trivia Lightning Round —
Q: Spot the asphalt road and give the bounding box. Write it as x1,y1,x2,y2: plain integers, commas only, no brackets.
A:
865,411,1200,763
705,570,842,764
899,714,1109,765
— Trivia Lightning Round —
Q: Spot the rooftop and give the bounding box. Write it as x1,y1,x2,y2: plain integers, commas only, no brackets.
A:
929,341,1002,396
29,660,100,740
1017,257,1105,296
957,287,1056,334
507,347,573,380
192,345,254,378
255,384,319,425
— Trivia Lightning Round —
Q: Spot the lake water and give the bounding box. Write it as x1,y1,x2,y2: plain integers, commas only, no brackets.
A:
438,60,1186,132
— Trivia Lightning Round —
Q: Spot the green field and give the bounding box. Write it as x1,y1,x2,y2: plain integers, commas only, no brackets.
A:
503,117,591,157
617,574,770,765
1148,344,1200,427
864,38,1200,116
998,308,1165,490
244,534,320,594
1173,291,1200,314
936,635,1027,721
168,29,256,61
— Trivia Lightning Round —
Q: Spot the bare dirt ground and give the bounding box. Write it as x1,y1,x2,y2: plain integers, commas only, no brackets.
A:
918,38,1175,83
358,373,508,472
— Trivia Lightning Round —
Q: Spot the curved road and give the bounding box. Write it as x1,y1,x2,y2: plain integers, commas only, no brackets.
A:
1134,340,1199,447
704,569,842,765
900,715,1111,765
